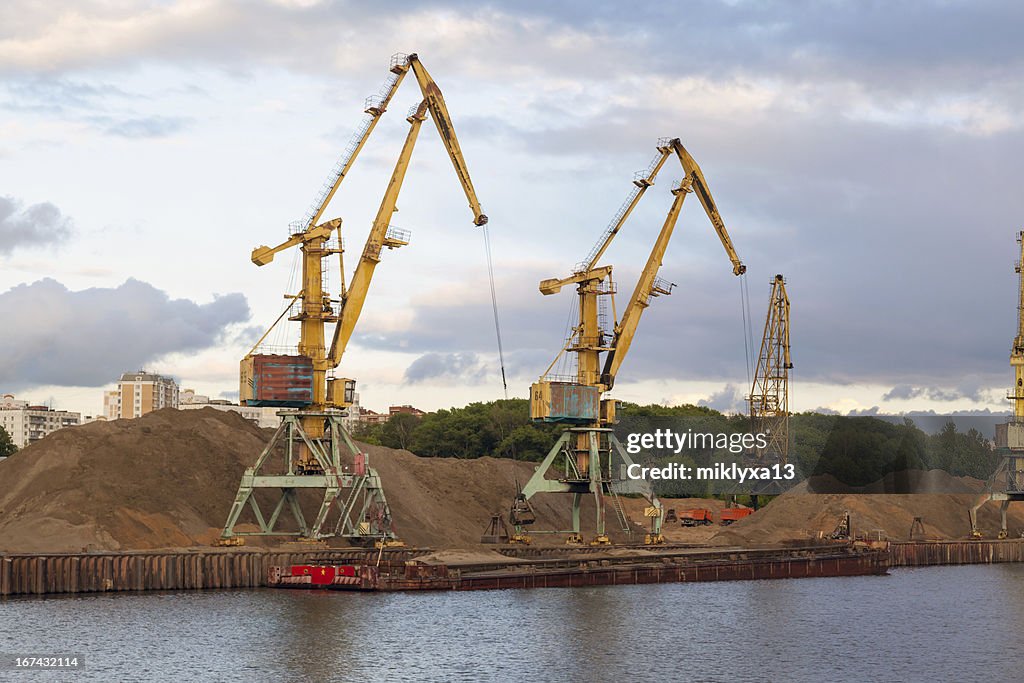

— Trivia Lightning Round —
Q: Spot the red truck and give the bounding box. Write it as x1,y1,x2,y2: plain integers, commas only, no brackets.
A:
678,508,714,526
719,507,754,525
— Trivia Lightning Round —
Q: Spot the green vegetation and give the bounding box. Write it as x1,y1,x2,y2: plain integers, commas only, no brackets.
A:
0,426,17,458
353,399,562,460
353,399,1001,486
792,414,997,486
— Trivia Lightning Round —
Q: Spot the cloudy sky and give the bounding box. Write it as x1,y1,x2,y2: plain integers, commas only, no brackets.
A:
2,0,1022,417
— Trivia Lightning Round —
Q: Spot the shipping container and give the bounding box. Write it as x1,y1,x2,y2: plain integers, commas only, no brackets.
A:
530,381,599,423
240,354,314,407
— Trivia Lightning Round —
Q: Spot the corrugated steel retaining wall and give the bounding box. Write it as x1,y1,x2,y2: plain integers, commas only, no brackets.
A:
0,548,418,597
890,539,1024,567
6,541,1024,596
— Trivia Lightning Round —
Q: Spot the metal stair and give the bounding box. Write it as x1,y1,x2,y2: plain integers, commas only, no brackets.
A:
608,489,633,535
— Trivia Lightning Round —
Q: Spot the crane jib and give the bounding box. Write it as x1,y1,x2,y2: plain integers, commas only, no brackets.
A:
694,177,717,218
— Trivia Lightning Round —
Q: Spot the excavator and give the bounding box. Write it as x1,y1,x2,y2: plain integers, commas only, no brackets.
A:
219,53,487,546
510,137,746,546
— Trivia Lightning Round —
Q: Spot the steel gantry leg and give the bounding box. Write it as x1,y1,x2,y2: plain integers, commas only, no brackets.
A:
513,427,663,545
218,412,398,545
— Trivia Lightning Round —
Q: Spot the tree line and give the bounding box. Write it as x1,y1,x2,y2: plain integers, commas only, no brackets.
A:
354,399,1001,485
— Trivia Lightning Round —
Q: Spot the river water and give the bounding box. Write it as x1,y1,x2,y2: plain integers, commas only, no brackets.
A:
1,565,1021,682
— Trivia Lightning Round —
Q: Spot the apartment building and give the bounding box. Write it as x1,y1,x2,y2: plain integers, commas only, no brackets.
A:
178,388,281,429
0,394,81,448
112,371,179,419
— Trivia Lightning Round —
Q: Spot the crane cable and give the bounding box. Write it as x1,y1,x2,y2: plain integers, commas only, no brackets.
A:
739,272,755,391
481,224,525,499
482,224,508,399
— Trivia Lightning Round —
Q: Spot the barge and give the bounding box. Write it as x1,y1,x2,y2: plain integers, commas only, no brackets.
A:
268,543,890,592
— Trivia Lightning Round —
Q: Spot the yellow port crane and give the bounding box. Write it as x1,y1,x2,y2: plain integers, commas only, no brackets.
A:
970,230,1024,538
220,53,486,545
748,274,793,465
511,137,746,546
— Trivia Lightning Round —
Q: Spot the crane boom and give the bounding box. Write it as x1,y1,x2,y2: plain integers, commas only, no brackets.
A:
582,145,672,272
599,139,747,390
408,54,488,226
302,60,409,232
672,140,746,276
600,182,687,388
328,102,427,368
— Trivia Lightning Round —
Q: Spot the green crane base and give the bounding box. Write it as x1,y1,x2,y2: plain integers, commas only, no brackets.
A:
218,411,398,544
513,427,663,545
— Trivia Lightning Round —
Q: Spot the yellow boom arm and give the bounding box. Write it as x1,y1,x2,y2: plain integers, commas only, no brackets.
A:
328,103,427,368
408,54,488,226
600,184,687,388
672,139,746,276
600,139,747,389
327,57,489,367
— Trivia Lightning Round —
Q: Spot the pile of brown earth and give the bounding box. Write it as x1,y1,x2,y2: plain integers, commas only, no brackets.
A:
2,409,1011,553
0,409,270,552
710,470,1024,546
0,408,629,552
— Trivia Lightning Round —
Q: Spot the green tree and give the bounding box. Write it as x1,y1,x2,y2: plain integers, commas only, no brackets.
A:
0,426,16,458
378,412,421,451
924,421,998,479
351,420,384,446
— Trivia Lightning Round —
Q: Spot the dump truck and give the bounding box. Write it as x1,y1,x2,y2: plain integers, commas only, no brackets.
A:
720,507,754,525
678,508,714,526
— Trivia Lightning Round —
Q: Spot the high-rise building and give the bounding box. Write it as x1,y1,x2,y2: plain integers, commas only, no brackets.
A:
0,394,81,448
111,371,179,419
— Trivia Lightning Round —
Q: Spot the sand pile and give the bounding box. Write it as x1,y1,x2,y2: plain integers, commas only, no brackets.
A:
411,549,529,566
711,470,1024,546
0,408,269,552
4,410,1007,553
0,408,631,552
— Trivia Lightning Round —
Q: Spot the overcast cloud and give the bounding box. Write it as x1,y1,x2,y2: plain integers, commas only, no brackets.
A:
0,1,1021,414
0,278,250,389
0,196,71,254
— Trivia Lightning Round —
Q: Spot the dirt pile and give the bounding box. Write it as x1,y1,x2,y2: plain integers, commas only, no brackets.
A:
4,411,1006,553
0,408,629,552
711,470,1024,546
0,408,269,552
